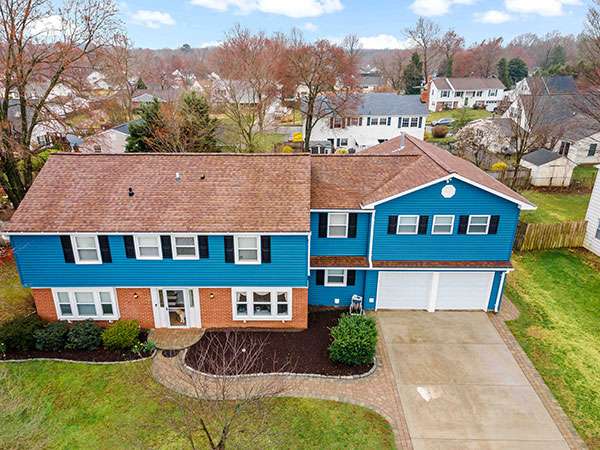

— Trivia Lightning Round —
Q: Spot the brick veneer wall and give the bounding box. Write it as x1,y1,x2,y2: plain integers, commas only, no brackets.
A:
31,288,155,329
199,288,308,329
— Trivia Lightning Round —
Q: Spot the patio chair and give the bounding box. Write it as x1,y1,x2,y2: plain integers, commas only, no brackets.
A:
349,295,364,315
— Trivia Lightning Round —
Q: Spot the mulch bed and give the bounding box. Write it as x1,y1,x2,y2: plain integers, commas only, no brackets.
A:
1,330,153,363
185,310,374,377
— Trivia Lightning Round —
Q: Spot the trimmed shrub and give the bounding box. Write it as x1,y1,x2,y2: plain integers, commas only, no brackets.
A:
335,148,349,154
281,145,294,153
102,320,140,351
0,314,45,352
432,125,449,138
328,314,378,366
65,320,103,351
34,322,69,352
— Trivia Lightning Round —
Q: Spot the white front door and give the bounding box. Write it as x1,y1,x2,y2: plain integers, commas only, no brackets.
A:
152,288,201,328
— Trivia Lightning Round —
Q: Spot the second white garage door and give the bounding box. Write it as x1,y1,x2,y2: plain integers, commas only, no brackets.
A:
377,271,494,311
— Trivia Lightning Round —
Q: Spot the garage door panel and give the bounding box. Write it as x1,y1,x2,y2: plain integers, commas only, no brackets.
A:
436,272,493,310
378,272,433,309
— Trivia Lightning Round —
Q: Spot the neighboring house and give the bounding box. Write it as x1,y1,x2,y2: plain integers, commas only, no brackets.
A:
584,166,600,257
87,71,111,91
307,93,428,152
6,136,535,330
359,66,385,92
428,77,506,112
520,149,576,187
552,116,600,165
511,75,577,99
79,122,135,154
6,99,68,149
131,88,182,107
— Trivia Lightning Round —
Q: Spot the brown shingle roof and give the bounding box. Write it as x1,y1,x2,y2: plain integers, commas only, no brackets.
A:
310,256,369,267
373,260,513,268
5,153,311,233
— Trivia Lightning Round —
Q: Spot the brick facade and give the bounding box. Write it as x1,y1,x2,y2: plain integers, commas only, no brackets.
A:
31,287,308,330
199,288,308,329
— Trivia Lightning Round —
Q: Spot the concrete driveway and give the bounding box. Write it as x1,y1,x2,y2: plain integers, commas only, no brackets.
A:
378,311,568,450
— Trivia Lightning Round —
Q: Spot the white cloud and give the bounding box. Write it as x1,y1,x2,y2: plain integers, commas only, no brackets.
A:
304,22,318,31
504,0,580,16
28,15,64,40
189,0,343,18
410,0,476,16
475,9,511,23
357,34,413,49
199,40,222,48
131,10,176,28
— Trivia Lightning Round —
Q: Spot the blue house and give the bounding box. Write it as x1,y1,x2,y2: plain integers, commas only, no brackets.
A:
5,135,534,329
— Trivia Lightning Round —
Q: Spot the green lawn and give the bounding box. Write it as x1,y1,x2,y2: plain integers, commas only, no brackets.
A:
426,108,492,127
0,258,33,324
520,190,591,223
573,165,598,190
0,361,394,449
505,250,600,448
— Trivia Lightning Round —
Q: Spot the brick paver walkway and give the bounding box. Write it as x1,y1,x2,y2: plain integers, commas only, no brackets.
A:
152,322,413,450
148,328,204,350
489,297,587,450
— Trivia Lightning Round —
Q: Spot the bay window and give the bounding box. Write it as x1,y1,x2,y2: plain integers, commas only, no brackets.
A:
52,288,119,320
232,288,292,320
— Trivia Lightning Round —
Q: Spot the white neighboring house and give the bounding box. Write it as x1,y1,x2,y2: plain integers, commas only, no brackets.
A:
87,71,111,90
80,122,134,154
553,121,600,165
307,93,428,153
428,77,506,112
584,166,600,257
520,149,576,187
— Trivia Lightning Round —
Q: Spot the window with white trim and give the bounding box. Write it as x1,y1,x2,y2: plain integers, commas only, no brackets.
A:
172,235,197,259
432,215,454,234
410,117,419,127
71,235,101,264
595,219,600,240
53,288,118,320
232,288,292,320
489,89,498,96
401,117,410,127
325,269,346,286
396,215,419,234
327,213,348,238
235,235,260,263
440,90,450,98
135,235,162,259
467,215,490,234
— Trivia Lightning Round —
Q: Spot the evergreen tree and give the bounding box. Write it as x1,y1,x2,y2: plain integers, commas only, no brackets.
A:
135,77,147,90
179,91,218,152
403,53,423,95
497,58,511,88
125,100,162,152
508,58,528,85
547,45,566,69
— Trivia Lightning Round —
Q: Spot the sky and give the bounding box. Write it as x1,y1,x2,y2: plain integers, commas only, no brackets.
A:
121,0,588,49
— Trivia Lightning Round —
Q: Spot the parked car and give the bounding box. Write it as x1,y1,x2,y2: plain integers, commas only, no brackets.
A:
432,118,455,127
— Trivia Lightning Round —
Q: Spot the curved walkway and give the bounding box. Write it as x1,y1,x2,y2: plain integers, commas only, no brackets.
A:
151,325,413,450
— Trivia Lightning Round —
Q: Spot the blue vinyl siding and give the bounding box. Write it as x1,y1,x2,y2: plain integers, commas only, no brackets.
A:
310,212,371,256
11,235,308,288
487,271,505,310
308,269,375,309
372,179,520,261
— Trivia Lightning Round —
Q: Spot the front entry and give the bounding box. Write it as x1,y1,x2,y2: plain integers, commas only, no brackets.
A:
152,288,200,328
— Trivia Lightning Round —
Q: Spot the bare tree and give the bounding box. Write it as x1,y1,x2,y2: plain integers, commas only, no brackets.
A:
374,51,405,92
101,33,137,121
145,332,291,450
404,17,440,80
575,0,600,129
284,31,359,152
437,30,464,77
0,0,121,208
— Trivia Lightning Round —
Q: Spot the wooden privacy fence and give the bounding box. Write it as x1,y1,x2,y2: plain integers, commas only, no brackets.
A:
514,220,587,251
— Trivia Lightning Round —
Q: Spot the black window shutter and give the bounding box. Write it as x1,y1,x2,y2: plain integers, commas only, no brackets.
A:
160,235,172,259
316,270,325,285
60,235,75,263
347,270,356,286
224,236,234,263
198,236,209,258
418,215,429,235
359,117,363,126
261,236,271,263
489,215,500,234
366,117,371,126
458,215,469,234
398,117,402,128
418,116,423,128
348,213,357,238
387,116,391,126
123,235,136,258
387,216,398,234
318,213,328,238
329,117,333,129
98,235,112,263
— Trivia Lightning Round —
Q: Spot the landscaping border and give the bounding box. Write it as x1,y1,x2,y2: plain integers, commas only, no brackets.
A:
182,347,377,380
488,298,587,450
0,350,156,365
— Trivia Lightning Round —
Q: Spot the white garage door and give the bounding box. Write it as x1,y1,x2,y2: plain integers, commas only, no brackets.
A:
436,272,494,310
377,272,433,309
377,271,494,311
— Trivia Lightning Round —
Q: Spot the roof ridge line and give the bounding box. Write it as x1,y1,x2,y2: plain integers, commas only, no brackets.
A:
404,135,453,174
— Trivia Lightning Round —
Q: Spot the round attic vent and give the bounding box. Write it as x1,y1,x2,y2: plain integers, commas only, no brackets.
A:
441,184,456,199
